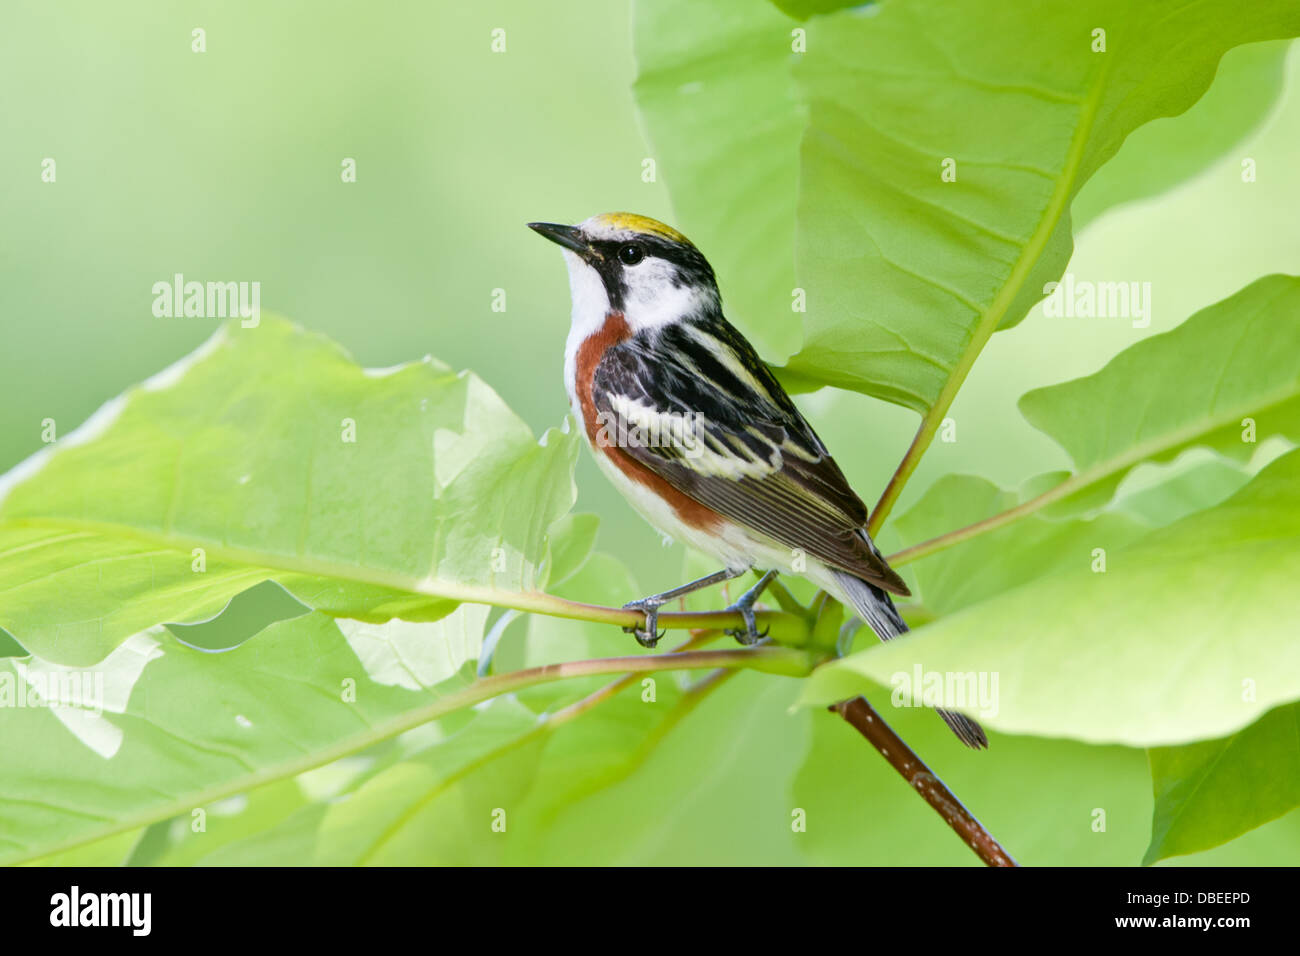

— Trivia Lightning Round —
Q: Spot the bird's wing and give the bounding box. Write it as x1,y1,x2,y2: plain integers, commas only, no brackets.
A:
591,316,909,596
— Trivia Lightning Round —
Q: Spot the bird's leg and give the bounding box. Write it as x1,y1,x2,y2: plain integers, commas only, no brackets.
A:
724,569,779,646
622,567,747,648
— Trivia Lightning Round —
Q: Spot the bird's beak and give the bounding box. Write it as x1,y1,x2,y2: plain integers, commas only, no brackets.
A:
527,221,592,258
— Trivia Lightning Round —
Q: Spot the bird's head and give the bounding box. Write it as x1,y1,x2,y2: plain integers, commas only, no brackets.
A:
528,213,719,334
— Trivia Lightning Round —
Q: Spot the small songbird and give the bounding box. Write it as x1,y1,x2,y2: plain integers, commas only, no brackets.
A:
529,213,986,748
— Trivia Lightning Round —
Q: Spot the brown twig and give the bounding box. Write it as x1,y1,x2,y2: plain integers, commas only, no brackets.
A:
829,696,1017,867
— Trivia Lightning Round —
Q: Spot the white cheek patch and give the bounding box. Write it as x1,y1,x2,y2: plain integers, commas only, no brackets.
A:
622,258,717,332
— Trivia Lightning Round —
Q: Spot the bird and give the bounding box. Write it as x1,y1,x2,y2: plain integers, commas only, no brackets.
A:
528,212,986,749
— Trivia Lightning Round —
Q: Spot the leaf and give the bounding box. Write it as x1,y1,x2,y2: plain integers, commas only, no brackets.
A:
1144,702,1300,865
632,0,805,361
0,586,804,863
503,672,810,865
1071,38,1291,230
209,696,547,866
1112,458,1258,527
507,550,641,711
875,277,1299,578
781,1,1300,409
541,512,600,589
882,450,1266,619
799,448,1300,747
0,317,579,665
19,829,143,867
1019,275,1300,511
767,0,860,20
635,3,956,378
170,651,786,865
0,609,483,864
165,579,309,652
131,780,311,867
195,680,699,865
888,473,1147,616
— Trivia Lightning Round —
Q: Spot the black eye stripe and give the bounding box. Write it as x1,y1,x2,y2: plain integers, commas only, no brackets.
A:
618,243,645,265
593,238,712,274
587,234,717,311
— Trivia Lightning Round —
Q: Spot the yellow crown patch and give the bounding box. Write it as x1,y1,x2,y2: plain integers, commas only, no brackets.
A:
594,212,693,245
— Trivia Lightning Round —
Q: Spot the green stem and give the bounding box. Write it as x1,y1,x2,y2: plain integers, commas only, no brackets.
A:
886,475,1069,566
885,380,1300,567
9,516,812,642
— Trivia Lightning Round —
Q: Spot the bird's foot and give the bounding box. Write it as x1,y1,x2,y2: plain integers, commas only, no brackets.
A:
622,597,667,648
618,567,750,648
723,569,778,646
724,602,768,646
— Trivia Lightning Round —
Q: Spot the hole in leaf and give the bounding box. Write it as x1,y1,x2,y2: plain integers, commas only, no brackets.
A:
166,580,310,652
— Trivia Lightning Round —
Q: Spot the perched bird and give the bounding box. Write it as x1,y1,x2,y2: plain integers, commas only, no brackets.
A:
529,213,986,749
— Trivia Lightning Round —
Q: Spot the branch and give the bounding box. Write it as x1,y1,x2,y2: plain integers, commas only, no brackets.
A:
10,517,813,642
884,411,1267,567
547,627,719,723
510,598,811,643
869,419,936,536
885,481,1064,567
830,696,1016,867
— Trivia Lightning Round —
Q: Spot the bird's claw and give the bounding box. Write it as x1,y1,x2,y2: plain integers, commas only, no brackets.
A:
725,603,768,646
622,598,666,649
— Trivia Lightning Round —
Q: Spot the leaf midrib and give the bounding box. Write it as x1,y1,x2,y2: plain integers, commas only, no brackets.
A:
868,53,1115,534
0,514,619,628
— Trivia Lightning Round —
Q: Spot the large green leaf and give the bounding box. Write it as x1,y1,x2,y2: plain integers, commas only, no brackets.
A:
1111,458,1259,528
130,625,799,864
767,0,860,18
782,1,1300,409
1018,274,1300,510
880,275,1300,568
1144,702,1300,865
129,780,312,867
1,556,808,863
0,609,480,863
1071,38,1292,230
0,317,580,665
879,452,1263,622
887,473,1147,617
195,695,548,866
633,0,805,361
799,448,1300,746
503,671,809,865
185,675,701,865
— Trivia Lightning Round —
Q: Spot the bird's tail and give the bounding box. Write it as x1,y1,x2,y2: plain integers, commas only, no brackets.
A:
831,571,988,750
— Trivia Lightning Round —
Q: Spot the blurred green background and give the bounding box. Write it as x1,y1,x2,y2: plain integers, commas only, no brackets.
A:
3,1,1299,863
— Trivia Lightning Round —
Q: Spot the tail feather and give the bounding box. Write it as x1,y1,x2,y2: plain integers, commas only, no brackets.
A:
832,571,988,750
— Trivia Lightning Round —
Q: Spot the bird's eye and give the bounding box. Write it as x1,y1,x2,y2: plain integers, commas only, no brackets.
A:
618,243,645,266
